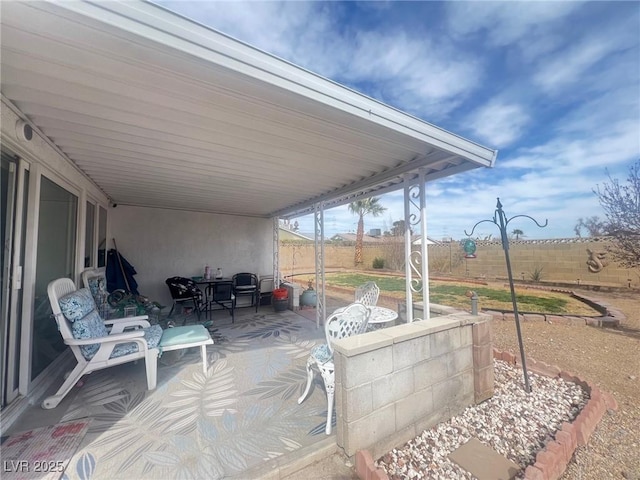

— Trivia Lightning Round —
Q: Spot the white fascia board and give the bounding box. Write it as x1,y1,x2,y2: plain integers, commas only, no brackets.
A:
39,0,497,167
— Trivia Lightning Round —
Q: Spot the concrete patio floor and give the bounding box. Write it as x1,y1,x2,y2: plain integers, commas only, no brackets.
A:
7,303,358,480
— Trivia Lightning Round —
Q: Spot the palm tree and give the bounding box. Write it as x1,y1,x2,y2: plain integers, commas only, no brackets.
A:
512,228,524,240
348,197,387,265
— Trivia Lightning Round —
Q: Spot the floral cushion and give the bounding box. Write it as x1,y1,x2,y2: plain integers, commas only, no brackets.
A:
71,310,110,359
59,288,96,322
110,324,163,359
87,276,107,303
311,343,332,364
87,275,117,319
73,314,162,361
61,287,163,361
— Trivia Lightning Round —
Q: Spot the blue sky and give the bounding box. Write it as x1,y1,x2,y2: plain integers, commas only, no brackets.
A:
159,1,639,240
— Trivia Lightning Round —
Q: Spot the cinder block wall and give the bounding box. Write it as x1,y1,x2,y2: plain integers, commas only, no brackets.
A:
280,243,385,276
280,238,634,288
332,313,493,459
428,238,632,287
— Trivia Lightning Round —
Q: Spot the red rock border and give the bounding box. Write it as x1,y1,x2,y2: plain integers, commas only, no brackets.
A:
354,349,618,480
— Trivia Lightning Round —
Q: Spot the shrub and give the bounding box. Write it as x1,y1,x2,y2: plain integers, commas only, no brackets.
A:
372,257,385,269
529,265,544,283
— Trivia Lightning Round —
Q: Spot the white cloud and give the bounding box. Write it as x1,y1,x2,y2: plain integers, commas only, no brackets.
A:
534,36,629,92
292,164,614,241
158,0,483,119
558,78,639,135
446,2,583,60
158,1,321,54
502,83,639,177
340,30,483,119
156,0,639,242
465,100,529,147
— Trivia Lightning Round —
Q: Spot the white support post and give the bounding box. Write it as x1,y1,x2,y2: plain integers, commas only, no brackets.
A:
403,171,430,322
314,202,326,329
403,178,414,323
418,169,430,320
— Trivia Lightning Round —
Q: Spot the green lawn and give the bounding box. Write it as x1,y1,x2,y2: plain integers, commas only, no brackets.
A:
323,273,410,293
428,284,568,312
323,272,597,315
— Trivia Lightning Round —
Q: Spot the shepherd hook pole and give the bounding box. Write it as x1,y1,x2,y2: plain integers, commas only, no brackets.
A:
465,198,548,393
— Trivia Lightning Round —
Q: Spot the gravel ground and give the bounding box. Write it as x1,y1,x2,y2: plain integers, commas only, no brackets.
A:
376,361,587,479
312,283,639,479
491,289,640,480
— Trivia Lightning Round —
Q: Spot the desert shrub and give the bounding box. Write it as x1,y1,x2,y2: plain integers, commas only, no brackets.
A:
529,265,544,283
372,257,385,269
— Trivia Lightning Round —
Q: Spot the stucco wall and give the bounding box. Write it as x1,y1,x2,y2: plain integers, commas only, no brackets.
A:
109,206,274,307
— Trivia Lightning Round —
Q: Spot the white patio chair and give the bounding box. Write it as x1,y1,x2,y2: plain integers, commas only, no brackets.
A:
333,281,380,316
297,302,371,434
45,278,213,409
81,266,104,290
355,281,380,307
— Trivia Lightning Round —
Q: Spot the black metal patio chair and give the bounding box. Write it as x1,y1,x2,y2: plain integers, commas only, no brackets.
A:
232,273,259,312
165,276,205,324
205,280,235,323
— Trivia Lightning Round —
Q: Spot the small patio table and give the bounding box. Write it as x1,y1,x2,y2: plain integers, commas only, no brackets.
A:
192,276,233,286
367,306,398,331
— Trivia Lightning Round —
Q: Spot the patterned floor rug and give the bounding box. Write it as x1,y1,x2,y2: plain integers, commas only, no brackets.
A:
1,420,91,480
58,310,329,480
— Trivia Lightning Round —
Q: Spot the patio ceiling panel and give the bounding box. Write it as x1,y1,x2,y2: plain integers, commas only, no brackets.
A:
1,23,421,166
3,65,406,168
2,59,413,180
1,1,497,219
23,109,380,189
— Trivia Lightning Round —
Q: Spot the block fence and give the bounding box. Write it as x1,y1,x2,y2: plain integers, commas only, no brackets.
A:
280,237,637,289
332,312,494,460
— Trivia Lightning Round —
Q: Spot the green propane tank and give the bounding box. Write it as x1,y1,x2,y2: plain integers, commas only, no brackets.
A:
300,280,317,307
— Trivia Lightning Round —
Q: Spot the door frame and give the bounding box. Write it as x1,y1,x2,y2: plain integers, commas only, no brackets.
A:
1,151,30,406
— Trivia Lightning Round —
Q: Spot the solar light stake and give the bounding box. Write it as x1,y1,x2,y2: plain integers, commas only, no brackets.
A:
465,198,548,393
470,292,478,315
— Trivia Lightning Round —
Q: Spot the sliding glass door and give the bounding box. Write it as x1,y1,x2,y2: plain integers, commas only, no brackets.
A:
31,176,78,380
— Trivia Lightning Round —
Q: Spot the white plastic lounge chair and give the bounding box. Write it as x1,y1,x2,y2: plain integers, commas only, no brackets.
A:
44,277,213,409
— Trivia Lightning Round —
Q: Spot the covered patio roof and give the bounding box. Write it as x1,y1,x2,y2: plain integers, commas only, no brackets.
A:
1,0,497,219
